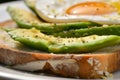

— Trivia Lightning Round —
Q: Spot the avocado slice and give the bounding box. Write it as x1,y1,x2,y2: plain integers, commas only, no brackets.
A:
7,7,101,34
8,28,120,53
54,25,120,37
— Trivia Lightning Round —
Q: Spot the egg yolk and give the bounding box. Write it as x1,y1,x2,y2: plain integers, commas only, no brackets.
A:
110,2,120,13
66,2,116,15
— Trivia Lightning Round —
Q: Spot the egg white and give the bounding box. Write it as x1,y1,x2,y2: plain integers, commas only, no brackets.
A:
35,0,120,24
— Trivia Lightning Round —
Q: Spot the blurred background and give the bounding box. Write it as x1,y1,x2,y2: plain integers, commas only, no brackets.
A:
0,0,17,3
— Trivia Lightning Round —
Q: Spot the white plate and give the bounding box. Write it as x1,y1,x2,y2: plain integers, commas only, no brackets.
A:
0,1,120,80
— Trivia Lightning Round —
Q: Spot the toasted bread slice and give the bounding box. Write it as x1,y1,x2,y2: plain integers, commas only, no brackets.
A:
0,20,120,78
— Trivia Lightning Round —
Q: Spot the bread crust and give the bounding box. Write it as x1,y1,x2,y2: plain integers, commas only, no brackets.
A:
0,20,120,78
0,20,18,28
0,44,119,78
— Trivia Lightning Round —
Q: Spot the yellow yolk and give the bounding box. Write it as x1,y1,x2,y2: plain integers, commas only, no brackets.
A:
66,2,116,15
110,2,120,14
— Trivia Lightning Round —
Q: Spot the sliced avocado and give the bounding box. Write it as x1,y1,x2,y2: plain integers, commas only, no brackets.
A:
54,25,120,37
8,28,120,53
7,7,101,34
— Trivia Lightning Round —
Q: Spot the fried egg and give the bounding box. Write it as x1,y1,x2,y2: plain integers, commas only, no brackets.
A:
35,0,120,24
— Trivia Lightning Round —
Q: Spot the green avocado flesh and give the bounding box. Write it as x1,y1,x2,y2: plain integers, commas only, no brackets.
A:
6,3,120,53
8,28,120,53
54,25,120,37
7,7,101,34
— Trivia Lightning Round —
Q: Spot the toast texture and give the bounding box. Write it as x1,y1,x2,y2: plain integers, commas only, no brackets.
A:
0,20,120,78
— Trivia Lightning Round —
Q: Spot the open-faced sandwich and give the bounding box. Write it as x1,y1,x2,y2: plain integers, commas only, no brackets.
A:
0,0,120,79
